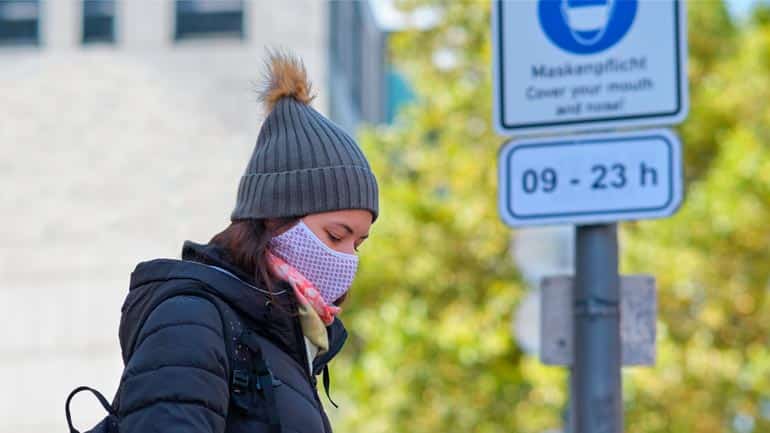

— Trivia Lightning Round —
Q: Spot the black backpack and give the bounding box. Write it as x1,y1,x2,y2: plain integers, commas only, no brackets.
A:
65,278,282,433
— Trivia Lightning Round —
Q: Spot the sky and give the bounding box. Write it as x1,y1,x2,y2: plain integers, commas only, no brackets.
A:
726,0,761,18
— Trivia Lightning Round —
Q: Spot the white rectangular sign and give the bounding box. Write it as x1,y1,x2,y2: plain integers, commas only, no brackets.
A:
498,129,683,226
492,0,688,136
540,275,656,366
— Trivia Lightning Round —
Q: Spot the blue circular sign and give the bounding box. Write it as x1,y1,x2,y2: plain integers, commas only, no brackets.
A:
538,0,638,55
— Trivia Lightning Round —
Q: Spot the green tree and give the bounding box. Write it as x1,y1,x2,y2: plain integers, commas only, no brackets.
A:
681,0,736,182
332,1,770,433
750,1,770,27
624,12,770,433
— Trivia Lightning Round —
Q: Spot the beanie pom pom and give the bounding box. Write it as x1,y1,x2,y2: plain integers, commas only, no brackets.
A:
258,50,315,113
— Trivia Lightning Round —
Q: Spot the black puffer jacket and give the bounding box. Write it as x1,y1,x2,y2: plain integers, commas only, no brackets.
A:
116,241,347,433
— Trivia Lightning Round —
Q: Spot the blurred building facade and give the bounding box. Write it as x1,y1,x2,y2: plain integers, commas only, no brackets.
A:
1,0,255,50
0,1,327,432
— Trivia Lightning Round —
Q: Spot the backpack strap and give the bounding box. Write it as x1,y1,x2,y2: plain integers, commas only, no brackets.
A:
65,386,117,433
236,329,282,433
121,279,283,431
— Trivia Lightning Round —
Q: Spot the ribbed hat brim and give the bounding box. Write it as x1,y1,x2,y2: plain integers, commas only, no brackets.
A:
231,165,379,220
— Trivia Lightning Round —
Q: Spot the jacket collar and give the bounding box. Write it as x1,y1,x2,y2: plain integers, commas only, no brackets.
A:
180,241,256,285
132,241,348,372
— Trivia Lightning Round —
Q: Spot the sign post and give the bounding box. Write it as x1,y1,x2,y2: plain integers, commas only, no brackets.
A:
492,1,688,432
572,224,621,433
500,131,672,432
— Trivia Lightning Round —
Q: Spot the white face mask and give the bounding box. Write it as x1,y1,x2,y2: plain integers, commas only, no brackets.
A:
561,0,615,46
268,221,359,304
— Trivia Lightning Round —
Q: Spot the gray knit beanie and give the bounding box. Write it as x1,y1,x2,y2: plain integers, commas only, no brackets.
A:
231,53,379,221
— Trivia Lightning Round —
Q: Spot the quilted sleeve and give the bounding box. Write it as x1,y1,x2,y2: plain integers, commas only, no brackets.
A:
117,295,230,433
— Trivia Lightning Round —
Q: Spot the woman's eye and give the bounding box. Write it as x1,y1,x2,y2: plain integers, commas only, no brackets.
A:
327,232,342,242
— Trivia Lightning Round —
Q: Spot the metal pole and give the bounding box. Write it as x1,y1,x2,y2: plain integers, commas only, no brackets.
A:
572,224,622,433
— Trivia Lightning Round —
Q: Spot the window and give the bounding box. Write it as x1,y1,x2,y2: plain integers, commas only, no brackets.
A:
82,0,115,44
175,0,244,41
0,0,39,46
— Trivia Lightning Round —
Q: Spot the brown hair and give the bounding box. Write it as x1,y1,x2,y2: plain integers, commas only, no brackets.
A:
209,218,296,293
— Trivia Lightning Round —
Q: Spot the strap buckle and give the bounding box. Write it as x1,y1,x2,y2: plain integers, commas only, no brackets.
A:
231,369,250,393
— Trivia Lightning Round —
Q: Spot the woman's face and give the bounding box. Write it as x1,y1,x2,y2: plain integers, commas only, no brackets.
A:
269,209,373,255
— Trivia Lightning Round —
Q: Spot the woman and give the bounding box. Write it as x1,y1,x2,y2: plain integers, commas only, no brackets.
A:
115,53,378,433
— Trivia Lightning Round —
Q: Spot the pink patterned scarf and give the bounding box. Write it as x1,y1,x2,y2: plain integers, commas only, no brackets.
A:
266,251,341,325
